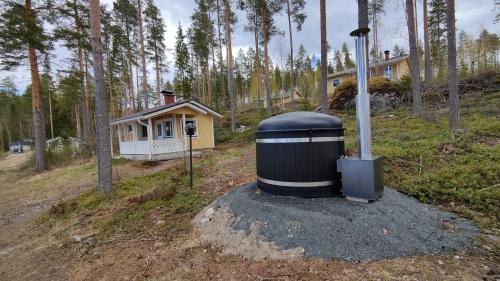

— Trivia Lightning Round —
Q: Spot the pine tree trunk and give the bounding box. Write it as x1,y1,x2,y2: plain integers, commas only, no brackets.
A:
137,0,149,109
75,106,81,140
286,0,295,109
447,0,459,129
74,0,90,145
406,0,423,115
423,0,432,82
127,58,136,110
90,0,112,195
216,0,226,110
207,63,212,105
154,42,161,105
0,124,4,157
25,0,46,172
77,48,90,144
264,35,272,117
320,0,328,114
254,21,261,110
48,83,54,139
223,0,236,131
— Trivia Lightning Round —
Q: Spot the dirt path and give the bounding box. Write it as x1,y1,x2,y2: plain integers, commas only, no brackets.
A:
0,154,182,280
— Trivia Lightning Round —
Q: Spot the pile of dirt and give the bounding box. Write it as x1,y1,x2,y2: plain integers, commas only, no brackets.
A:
193,183,481,261
329,77,407,112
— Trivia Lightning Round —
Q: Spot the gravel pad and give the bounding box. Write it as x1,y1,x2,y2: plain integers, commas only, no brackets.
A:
194,183,481,261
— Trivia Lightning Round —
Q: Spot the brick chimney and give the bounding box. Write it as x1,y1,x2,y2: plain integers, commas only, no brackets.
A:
384,50,390,61
161,90,176,106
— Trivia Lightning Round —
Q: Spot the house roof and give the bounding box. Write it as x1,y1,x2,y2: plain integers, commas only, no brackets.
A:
10,139,32,146
110,99,223,125
327,55,410,79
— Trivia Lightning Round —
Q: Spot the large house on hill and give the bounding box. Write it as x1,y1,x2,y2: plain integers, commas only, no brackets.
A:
110,90,223,161
327,51,410,95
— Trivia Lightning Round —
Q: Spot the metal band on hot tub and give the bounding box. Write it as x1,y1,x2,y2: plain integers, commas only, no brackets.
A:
257,177,334,187
256,136,344,143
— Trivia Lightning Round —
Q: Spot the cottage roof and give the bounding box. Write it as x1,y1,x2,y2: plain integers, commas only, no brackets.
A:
110,99,223,125
327,55,410,79
10,139,32,146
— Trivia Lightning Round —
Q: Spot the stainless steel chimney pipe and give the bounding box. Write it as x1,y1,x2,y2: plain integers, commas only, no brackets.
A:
354,31,372,159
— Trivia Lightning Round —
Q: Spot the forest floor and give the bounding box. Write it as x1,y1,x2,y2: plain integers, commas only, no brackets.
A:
0,91,499,280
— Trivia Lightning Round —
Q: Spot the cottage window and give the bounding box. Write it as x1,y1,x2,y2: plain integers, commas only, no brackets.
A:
157,123,163,137
164,120,174,138
141,125,148,138
384,66,393,80
332,79,341,87
127,125,133,134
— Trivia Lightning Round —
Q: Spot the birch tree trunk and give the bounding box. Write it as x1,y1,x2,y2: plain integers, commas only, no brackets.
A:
25,0,46,172
406,0,423,115
137,0,149,109
320,0,328,114
447,0,459,129
223,0,236,131
423,0,432,82
90,0,112,195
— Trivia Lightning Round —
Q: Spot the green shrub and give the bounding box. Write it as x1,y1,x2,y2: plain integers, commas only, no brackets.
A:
398,74,412,92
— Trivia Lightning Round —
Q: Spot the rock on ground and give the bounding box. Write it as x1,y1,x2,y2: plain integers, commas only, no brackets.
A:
193,183,481,261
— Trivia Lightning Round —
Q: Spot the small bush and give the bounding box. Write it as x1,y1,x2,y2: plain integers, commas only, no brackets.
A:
398,74,412,92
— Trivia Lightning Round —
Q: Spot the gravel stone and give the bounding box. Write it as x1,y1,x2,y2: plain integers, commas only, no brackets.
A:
197,183,481,261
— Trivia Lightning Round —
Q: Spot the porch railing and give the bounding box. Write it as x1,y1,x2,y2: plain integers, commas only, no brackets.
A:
119,141,150,155
152,139,185,154
119,139,185,155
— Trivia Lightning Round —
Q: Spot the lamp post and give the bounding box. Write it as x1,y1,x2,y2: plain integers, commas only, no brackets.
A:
185,123,196,189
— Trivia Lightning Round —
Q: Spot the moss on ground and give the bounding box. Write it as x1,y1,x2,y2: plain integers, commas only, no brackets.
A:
42,164,211,239
340,92,500,228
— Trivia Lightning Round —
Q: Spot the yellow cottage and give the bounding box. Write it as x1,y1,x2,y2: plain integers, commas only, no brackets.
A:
110,91,223,161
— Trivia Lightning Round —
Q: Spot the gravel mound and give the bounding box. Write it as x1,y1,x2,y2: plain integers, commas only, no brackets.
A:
193,183,481,261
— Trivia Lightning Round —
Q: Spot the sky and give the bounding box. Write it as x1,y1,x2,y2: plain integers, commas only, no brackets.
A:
2,0,499,94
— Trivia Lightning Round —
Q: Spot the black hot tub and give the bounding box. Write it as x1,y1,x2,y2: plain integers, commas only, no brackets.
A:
256,112,345,197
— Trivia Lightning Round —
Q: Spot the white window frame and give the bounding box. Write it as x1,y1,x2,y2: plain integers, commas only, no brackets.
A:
182,118,199,138
140,125,148,140
384,66,393,80
332,79,341,87
154,118,176,139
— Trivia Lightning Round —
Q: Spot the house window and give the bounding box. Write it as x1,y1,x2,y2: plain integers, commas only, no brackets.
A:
384,66,393,80
164,120,174,138
141,125,148,138
182,119,198,137
157,123,163,137
332,79,341,87
155,119,175,139
127,125,133,134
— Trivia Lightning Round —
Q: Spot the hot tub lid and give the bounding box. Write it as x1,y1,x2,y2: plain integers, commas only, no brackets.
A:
257,112,343,132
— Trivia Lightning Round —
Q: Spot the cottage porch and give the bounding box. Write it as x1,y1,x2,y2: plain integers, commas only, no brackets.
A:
114,112,199,161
